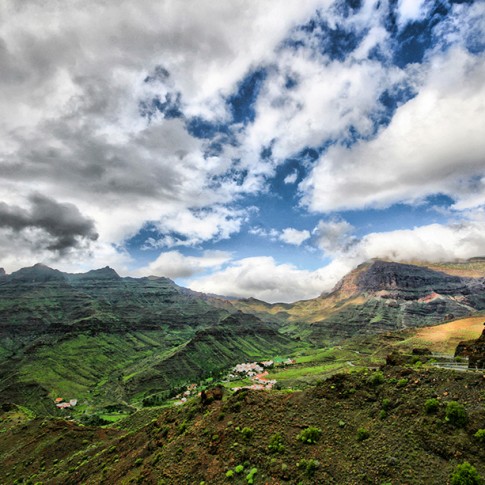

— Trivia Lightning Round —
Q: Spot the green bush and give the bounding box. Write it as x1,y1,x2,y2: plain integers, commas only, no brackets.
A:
396,378,408,388
246,468,257,484
240,427,254,441
445,401,467,427
367,371,385,386
297,426,322,444
235,465,244,474
474,429,485,443
225,470,234,478
424,398,440,414
268,433,285,453
450,462,482,485
357,428,370,441
298,458,320,477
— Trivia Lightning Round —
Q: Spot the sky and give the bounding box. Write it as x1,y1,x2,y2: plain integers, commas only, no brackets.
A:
0,0,484,303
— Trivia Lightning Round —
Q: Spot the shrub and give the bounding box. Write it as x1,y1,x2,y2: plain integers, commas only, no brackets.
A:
450,462,482,485
445,401,467,427
225,470,234,478
396,378,408,388
357,428,370,441
367,371,385,386
424,398,440,414
246,468,257,484
235,465,244,474
240,427,254,441
381,398,391,411
297,426,322,444
474,429,485,443
268,433,285,453
297,458,320,477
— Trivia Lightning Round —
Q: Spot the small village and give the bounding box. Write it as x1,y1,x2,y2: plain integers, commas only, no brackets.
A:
174,357,296,404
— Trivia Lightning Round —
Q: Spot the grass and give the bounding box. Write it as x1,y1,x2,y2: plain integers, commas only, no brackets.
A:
394,316,485,354
267,362,347,380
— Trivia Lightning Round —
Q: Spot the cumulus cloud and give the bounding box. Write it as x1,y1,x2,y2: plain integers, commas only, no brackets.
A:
396,0,430,28
249,226,310,246
357,221,485,263
313,218,356,254
279,228,311,246
301,47,485,213
238,49,403,175
248,227,279,240
142,206,247,249
189,256,345,303
137,250,232,279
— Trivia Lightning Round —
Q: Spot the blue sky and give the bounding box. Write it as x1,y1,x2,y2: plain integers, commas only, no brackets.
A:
0,0,484,302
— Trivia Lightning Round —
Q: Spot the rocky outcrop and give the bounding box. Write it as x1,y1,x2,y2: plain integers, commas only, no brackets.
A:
355,260,467,297
455,323,485,369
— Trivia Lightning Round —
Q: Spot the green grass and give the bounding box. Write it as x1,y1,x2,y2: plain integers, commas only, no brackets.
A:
267,362,347,380
98,413,130,423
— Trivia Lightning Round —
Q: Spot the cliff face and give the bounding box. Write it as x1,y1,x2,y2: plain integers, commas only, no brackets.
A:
455,324,485,369
312,261,485,338
355,260,467,296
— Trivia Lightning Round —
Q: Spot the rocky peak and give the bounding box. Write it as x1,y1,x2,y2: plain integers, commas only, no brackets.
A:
0,268,5,277
8,263,66,283
75,266,120,280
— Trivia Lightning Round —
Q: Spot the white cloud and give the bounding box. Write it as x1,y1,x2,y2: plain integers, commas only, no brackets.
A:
396,0,430,28
137,250,232,279
189,256,345,303
238,50,403,173
301,48,485,213
144,206,247,249
357,221,485,263
313,218,356,254
284,171,298,184
248,227,280,240
279,227,311,246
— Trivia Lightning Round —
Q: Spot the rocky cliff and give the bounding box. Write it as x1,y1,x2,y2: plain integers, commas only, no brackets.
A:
455,323,485,369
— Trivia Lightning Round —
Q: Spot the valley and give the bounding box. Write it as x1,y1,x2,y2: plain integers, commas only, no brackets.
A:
0,258,484,483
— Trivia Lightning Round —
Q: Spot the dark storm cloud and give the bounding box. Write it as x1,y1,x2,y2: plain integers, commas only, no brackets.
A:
0,194,98,252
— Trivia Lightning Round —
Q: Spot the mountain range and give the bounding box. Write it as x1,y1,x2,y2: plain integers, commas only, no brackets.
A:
0,258,484,416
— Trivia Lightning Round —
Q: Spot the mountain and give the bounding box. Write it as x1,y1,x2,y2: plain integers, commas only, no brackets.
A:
229,259,485,342
0,264,296,415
